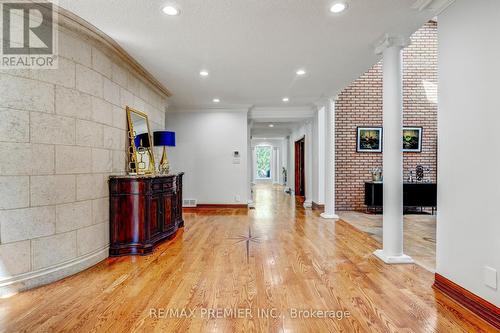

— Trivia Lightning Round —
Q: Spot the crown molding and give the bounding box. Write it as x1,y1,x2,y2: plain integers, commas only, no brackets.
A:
251,105,314,112
374,34,411,55
249,106,315,122
313,95,338,110
313,97,329,110
50,3,172,97
167,104,253,113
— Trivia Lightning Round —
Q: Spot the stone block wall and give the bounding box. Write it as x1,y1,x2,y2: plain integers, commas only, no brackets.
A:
0,21,168,293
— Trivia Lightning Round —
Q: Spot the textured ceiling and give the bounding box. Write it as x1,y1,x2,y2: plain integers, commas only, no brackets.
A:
58,0,439,109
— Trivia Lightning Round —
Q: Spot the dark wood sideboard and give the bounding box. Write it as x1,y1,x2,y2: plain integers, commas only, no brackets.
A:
364,181,437,214
109,173,184,256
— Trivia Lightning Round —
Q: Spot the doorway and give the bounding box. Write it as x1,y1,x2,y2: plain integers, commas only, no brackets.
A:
255,146,272,180
294,137,305,196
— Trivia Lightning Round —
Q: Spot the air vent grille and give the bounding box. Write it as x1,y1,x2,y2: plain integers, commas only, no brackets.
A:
183,199,197,207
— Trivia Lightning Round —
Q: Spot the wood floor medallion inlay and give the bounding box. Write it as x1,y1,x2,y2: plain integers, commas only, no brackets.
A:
229,227,262,263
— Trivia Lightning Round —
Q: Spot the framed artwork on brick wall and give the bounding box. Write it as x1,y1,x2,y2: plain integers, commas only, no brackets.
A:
357,127,382,152
403,127,423,152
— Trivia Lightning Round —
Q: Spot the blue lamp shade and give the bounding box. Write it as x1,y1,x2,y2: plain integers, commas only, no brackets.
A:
134,133,151,148
154,131,176,147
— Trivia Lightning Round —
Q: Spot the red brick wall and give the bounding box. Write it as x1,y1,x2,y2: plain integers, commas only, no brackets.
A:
335,21,437,211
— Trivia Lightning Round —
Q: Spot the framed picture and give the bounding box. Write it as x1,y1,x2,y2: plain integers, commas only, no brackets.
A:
403,127,422,152
357,127,382,152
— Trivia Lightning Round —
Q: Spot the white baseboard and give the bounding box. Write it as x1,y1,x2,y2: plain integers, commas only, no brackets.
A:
320,212,339,219
0,246,109,297
373,249,414,264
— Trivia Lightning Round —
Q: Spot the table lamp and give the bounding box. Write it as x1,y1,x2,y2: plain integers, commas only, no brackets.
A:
153,131,176,174
133,133,151,174
134,133,151,148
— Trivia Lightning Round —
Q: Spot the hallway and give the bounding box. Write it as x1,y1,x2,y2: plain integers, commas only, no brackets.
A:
0,183,492,332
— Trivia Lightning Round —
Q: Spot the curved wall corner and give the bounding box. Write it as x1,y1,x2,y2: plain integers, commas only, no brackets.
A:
0,5,170,296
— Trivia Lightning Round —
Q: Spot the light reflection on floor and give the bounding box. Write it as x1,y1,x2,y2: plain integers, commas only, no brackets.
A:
250,183,436,272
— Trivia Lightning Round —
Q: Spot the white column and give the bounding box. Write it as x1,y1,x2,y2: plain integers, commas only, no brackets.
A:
247,122,254,208
271,147,277,183
286,136,292,191
373,35,413,264
317,106,326,204
274,147,280,184
321,98,339,219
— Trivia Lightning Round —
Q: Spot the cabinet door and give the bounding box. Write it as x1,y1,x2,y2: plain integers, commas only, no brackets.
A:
162,194,175,232
364,183,383,206
175,191,182,221
149,194,162,238
111,194,146,245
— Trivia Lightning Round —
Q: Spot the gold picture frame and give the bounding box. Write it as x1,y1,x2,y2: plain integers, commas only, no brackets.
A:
126,106,156,175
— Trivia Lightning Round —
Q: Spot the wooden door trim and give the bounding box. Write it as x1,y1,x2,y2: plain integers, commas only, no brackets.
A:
294,137,305,197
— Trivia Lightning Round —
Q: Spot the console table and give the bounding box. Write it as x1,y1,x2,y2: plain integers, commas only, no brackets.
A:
364,181,437,214
109,173,184,256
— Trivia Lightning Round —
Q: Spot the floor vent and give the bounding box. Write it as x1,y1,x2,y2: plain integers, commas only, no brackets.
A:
183,199,197,207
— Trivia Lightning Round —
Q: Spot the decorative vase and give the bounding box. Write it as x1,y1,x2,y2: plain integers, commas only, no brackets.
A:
371,167,383,182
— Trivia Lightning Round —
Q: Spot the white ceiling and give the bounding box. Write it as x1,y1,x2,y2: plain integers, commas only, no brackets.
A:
251,122,296,139
58,0,440,109
249,106,315,138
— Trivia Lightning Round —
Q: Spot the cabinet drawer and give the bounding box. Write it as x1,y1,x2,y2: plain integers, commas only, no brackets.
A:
151,182,163,192
110,179,147,195
163,182,174,191
151,181,173,193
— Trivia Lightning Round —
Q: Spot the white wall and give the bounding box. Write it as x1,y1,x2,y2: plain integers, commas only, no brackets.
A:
438,0,500,306
281,138,289,186
166,110,248,205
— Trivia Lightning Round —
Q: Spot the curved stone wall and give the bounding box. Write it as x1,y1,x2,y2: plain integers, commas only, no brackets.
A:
0,7,169,295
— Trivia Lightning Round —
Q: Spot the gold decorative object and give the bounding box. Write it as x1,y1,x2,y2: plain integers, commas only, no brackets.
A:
137,140,147,175
126,106,156,175
159,146,170,174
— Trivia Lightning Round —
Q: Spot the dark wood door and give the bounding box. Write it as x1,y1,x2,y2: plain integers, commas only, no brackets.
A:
294,137,305,197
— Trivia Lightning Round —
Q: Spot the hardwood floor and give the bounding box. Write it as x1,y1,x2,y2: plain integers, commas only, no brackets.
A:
337,211,436,271
0,184,495,332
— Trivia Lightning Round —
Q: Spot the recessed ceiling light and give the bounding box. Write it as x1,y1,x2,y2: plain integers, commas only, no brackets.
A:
282,97,289,102
199,70,209,77
296,69,306,76
269,124,274,128
330,2,347,13
213,98,220,103
162,5,180,16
